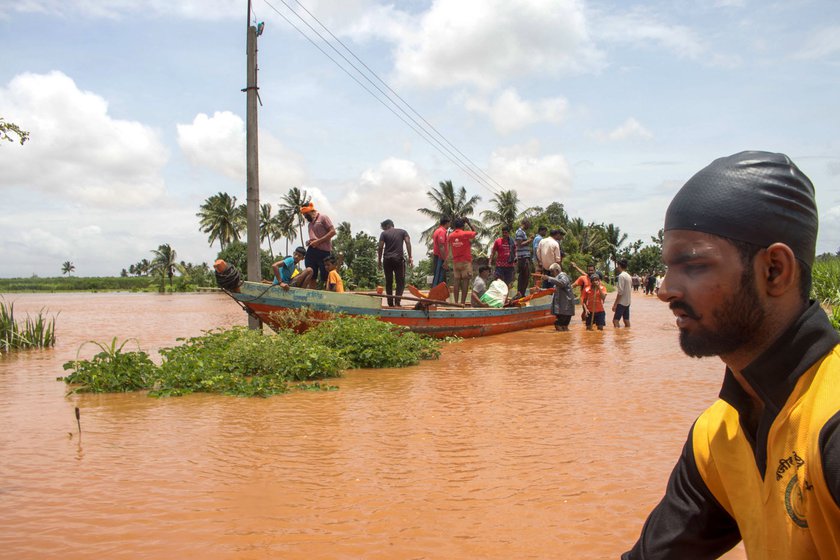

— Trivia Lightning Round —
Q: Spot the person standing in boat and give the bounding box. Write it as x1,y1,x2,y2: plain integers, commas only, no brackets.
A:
431,216,451,288
271,246,314,290
377,219,413,307
448,217,477,305
489,224,516,288
539,262,574,331
300,203,336,289
536,228,565,288
514,218,534,298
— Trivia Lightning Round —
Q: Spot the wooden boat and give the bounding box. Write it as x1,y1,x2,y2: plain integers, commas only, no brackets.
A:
227,280,556,338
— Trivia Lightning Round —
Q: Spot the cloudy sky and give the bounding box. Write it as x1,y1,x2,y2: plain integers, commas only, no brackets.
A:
1,0,838,277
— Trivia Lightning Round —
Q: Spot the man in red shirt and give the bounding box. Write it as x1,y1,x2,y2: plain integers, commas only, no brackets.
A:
447,217,477,304
489,225,516,287
431,216,450,288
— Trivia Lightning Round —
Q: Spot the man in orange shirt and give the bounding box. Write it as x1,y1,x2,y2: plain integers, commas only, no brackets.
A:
581,274,608,330
571,262,596,321
447,217,477,304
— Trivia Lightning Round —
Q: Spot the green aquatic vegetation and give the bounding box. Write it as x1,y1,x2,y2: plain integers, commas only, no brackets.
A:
812,257,840,307
61,338,156,393
60,318,441,397
303,316,441,368
1,298,56,354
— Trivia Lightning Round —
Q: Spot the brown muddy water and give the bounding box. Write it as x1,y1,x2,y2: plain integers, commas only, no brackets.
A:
0,292,746,559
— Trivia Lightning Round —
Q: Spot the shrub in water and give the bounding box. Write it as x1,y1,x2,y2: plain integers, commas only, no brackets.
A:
303,316,441,368
61,338,156,393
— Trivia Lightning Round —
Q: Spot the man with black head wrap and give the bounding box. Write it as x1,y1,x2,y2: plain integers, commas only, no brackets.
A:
623,152,840,559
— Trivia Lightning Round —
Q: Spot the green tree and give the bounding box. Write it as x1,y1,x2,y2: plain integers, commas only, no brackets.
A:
61,261,75,276
332,222,355,267
279,187,311,248
217,241,274,281
150,244,184,291
197,192,242,251
348,231,379,289
603,223,629,276
0,116,29,146
260,203,285,260
480,189,539,238
417,180,482,243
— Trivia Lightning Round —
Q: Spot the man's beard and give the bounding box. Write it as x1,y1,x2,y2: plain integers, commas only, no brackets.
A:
304,214,314,223
673,266,766,358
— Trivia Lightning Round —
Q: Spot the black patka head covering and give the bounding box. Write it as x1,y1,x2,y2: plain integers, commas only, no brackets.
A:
664,151,818,267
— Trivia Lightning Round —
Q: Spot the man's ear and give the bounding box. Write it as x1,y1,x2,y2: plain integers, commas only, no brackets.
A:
760,243,798,297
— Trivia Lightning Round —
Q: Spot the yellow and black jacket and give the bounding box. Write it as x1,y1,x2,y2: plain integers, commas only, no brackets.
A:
624,302,840,559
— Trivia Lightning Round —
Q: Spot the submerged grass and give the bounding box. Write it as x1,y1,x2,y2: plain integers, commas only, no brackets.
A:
1,298,57,354
60,316,443,397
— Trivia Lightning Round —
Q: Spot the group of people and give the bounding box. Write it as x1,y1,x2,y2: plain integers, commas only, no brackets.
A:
270,204,414,303
270,203,344,293
430,214,634,332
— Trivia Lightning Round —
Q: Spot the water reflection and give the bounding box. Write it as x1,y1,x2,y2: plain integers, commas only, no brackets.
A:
0,292,745,559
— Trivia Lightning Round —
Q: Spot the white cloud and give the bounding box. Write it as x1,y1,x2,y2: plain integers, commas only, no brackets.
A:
388,0,604,90
177,111,308,200
0,71,168,206
589,117,653,142
486,141,573,204
0,0,241,19
334,157,431,238
593,9,705,60
794,25,840,60
463,88,568,134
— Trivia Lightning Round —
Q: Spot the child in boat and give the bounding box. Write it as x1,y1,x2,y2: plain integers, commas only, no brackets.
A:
323,256,344,293
479,271,509,308
582,273,608,330
540,262,574,331
471,265,492,307
271,246,314,290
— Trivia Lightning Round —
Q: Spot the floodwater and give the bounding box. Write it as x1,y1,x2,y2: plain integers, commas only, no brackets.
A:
0,291,746,559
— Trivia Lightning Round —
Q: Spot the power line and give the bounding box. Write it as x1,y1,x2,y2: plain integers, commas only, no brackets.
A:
260,0,504,197
287,0,507,195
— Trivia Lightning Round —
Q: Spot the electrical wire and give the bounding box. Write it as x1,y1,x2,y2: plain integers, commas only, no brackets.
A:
261,0,505,197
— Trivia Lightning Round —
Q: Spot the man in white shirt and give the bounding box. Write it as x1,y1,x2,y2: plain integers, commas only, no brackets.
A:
612,259,632,327
536,229,565,288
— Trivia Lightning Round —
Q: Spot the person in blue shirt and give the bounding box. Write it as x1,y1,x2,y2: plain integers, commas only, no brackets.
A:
271,246,314,289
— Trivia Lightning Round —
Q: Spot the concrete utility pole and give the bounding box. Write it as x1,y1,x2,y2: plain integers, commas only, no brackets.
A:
245,2,261,330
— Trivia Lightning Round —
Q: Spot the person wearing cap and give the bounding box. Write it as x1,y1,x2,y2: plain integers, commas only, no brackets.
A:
581,273,607,331
623,152,840,559
300,203,336,288
377,219,413,306
271,246,314,290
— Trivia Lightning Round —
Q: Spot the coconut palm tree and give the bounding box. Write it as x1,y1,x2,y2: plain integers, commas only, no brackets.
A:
279,187,311,247
604,223,629,274
150,243,183,289
480,189,540,236
196,192,242,251
61,261,75,276
417,180,482,243
259,203,285,260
